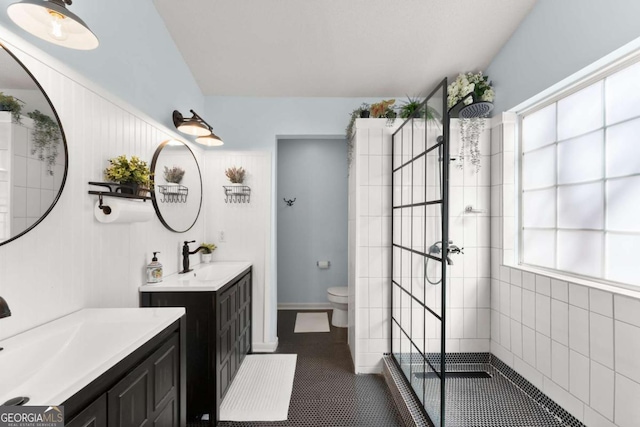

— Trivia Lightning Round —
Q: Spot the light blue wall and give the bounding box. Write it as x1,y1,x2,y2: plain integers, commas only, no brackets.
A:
0,0,203,128
277,138,348,304
205,96,385,150
486,0,640,112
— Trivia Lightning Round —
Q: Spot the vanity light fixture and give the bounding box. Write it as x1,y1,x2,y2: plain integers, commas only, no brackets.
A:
7,0,99,50
0,296,11,319
195,132,224,147
173,109,224,146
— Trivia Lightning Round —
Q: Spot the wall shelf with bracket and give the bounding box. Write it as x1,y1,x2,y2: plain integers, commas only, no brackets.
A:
223,185,251,203
88,182,153,223
158,184,188,203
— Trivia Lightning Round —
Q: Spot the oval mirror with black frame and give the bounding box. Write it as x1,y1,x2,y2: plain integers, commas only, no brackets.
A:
151,139,202,232
0,43,68,247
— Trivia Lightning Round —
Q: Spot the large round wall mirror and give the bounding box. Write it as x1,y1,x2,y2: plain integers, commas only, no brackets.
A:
0,44,68,247
151,139,202,232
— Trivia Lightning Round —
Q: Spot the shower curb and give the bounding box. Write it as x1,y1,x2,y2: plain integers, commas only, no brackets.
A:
382,355,433,427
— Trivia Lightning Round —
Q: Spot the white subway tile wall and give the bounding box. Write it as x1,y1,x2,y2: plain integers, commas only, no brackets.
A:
491,114,640,426
349,119,490,373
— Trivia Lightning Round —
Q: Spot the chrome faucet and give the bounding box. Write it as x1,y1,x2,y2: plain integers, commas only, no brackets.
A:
180,240,206,274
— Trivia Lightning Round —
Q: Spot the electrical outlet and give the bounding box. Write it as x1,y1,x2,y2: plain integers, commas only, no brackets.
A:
219,231,225,242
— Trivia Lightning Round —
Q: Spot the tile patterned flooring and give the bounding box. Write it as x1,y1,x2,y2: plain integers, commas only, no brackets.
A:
216,310,404,427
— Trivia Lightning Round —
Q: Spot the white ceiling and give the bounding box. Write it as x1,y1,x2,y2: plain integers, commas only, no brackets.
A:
153,0,537,97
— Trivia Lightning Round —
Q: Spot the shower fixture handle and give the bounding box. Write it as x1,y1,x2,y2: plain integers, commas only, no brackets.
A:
449,244,464,255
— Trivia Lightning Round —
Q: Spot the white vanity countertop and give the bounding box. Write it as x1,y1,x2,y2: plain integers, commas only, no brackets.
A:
139,261,252,292
0,307,184,406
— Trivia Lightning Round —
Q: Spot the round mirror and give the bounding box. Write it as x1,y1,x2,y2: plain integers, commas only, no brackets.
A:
151,139,202,232
0,43,68,246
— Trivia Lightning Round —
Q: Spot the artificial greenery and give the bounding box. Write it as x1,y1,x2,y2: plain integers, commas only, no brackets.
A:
399,96,443,122
447,72,494,109
225,166,246,184
200,243,217,254
0,92,23,124
163,166,185,184
27,110,61,175
104,155,151,187
370,99,397,124
346,103,370,141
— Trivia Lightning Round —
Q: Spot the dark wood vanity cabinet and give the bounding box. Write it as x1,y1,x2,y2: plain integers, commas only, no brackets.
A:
107,334,179,427
140,268,252,426
64,319,186,427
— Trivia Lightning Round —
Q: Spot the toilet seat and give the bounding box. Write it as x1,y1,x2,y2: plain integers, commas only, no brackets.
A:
327,287,348,297
327,287,348,304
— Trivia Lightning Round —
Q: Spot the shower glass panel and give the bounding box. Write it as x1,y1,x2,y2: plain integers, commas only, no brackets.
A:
391,79,449,427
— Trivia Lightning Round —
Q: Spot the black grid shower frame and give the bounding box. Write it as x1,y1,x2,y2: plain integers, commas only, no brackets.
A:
390,78,449,427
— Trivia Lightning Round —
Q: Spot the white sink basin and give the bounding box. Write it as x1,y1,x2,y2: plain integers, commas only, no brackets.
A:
141,261,251,292
0,308,184,406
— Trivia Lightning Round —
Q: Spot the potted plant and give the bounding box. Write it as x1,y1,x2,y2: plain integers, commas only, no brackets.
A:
346,103,371,141
399,96,443,121
0,92,23,124
447,71,495,172
104,155,152,196
27,110,61,175
225,166,246,185
370,99,397,125
163,166,185,184
200,243,216,263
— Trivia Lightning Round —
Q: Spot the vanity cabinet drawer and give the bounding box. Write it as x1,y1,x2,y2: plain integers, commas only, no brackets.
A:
66,394,107,427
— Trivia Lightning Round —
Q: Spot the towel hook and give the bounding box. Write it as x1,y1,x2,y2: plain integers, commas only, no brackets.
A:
284,198,296,207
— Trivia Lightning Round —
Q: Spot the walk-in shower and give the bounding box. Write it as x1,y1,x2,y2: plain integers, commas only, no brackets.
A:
388,80,586,427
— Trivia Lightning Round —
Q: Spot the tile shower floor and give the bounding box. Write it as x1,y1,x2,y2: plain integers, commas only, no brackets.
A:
390,354,585,427
215,310,404,427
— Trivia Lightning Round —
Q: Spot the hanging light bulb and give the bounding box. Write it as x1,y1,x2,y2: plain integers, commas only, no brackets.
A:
47,10,67,41
7,0,99,50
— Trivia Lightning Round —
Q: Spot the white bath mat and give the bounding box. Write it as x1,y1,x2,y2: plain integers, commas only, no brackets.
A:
219,354,297,421
294,312,330,333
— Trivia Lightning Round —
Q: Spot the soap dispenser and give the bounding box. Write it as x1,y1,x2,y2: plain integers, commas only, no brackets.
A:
147,252,163,283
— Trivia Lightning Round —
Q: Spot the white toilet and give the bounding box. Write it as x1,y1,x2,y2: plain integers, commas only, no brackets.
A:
327,286,348,328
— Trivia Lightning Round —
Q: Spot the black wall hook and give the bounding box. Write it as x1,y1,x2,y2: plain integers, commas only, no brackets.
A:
284,198,296,207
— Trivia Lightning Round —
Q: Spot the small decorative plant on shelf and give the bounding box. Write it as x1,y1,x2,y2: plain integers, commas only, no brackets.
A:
27,110,61,175
104,155,152,196
0,92,23,124
225,166,246,184
200,243,217,263
163,166,185,184
346,103,370,141
370,99,397,124
447,72,495,173
398,96,442,121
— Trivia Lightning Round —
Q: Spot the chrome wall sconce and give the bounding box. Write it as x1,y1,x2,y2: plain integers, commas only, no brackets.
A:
172,109,224,147
7,0,99,50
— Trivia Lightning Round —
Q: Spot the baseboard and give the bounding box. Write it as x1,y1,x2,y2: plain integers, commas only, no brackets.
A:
277,303,332,310
252,338,279,353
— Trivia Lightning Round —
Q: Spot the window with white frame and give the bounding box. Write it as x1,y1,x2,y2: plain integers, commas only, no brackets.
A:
520,58,640,287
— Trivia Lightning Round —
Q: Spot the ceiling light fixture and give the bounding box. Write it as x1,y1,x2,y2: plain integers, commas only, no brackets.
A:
7,0,99,50
173,110,224,146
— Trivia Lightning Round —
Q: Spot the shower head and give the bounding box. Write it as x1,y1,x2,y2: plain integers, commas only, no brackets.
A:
459,101,494,118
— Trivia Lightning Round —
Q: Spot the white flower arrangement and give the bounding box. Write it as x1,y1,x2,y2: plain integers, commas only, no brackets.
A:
447,72,494,109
